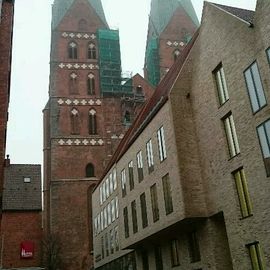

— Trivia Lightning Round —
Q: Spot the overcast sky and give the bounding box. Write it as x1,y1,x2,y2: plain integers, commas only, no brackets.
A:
6,0,256,165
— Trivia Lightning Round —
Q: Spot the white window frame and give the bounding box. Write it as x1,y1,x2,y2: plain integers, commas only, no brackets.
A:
105,178,110,199
112,168,117,190
115,196,119,219
107,203,111,226
111,199,116,222
99,186,103,205
109,173,113,195
157,126,167,161
121,169,127,197
146,139,154,169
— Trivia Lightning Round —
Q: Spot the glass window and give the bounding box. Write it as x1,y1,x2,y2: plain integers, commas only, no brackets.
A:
213,64,229,105
136,151,144,182
69,72,78,94
140,193,148,228
101,209,104,231
233,168,253,217
150,184,159,222
105,232,109,256
109,173,113,195
89,109,97,135
244,62,267,113
247,242,265,270
114,226,119,251
171,239,180,267
101,236,104,258
99,186,103,205
115,196,119,219
257,119,270,176
146,139,154,173
110,229,114,254
223,113,240,157
88,43,97,59
23,177,31,183
154,246,163,270
111,199,116,222
121,169,127,197
128,161,134,190
102,183,106,203
104,207,108,228
87,73,95,95
162,174,173,215
113,168,117,190
68,41,78,59
188,231,201,263
123,207,129,238
267,48,270,64
105,178,110,199
107,203,111,225
131,200,138,234
157,126,167,161
85,163,95,177
70,108,80,135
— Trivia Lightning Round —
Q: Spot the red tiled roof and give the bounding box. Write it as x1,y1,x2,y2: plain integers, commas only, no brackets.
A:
97,29,200,185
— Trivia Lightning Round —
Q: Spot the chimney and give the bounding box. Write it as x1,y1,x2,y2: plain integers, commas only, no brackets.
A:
4,155,10,167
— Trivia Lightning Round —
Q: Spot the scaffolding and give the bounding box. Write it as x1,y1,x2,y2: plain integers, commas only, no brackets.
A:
145,37,160,86
98,29,133,95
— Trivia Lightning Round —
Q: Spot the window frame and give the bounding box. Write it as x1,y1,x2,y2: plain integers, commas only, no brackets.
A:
188,231,201,263
128,161,135,190
150,184,159,222
157,126,167,162
146,139,154,173
162,174,174,215
131,200,138,234
123,206,129,238
136,150,144,182
246,242,265,270
68,41,78,59
140,192,148,228
121,169,127,197
170,239,180,267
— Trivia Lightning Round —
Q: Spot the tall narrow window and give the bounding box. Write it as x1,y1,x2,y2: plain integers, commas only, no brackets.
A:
87,73,95,95
154,246,163,270
136,151,144,182
110,229,114,254
121,169,127,197
150,184,159,222
188,231,201,263
123,207,129,238
146,139,154,173
111,199,116,222
105,232,109,256
223,113,240,157
233,168,253,217
128,161,134,190
114,226,119,251
244,62,266,113
85,163,95,177
171,239,180,267
99,186,103,205
101,236,104,259
173,49,180,62
213,64,229,105
113,168,117,190
247,242,265,270
70,108,80,134
266,48,270,64
162,174,173,215
115,196,119,219
131,200,138,234
78,19,87,31
69,72,78,94
257,119,270,176
88,43,97,59
141,249,149,270
140,193,148,228
89,109,97,135
68,41,78,59
124,111,131,125
157,126,167,161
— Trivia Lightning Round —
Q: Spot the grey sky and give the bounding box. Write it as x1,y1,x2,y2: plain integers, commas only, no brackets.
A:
6,0,256,165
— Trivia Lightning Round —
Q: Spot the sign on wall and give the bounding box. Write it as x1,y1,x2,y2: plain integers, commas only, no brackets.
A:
21,241,34,259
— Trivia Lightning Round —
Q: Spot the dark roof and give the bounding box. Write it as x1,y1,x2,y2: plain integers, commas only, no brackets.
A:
2,164,42,211
97,29,200,187
212,3,255,23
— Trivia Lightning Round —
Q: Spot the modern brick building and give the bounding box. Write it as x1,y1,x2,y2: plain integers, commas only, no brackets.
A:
144,0,199,86
0,0,14,199
1,160,42,269
43,0,153,269
92,1,270,269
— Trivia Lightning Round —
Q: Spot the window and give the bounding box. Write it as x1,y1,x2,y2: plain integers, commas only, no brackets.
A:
257,119,270,176
87,73,95,95
136,85,143,95
101,236,104,258
70,108,80,134
154,246,163,270
78,19,87,31
213,64,229,105
223,113,240,157
157,126,167,161
141,249,149,270
101,210,104,231
102,183,106,203
114,226,119,251
131,200,138,234
136,151,144,182
69,72,78,94
105,232,109,256
89,109,97,135
104,207,108,228
244,62,266,113
171,239,180,267
85,163,95,177
107,203,111,226
123,207,129,238
110,229,114,254
128,161,134,190
188,231,201,263
140,193,148,228
99,186,103,205
124,111,131,125
68,41,78,59
113,168,117,190
24,177,31,183
233,168,253,217
150,184,159,222
247,242,265,270
121,169,127,197
146,139,154,173
115,196,119,219
105,178,109,199
88,43,97,59
267,48,270,64
111,199,116,222
162,174,173,215
173,49,180,62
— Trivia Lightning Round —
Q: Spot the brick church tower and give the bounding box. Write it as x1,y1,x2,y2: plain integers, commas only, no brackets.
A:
43,0,152,269
144,0,199,86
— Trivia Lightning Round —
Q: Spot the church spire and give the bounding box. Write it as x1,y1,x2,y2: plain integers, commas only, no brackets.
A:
51,0,108,29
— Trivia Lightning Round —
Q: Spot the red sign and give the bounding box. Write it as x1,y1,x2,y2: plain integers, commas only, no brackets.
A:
21,241,34,258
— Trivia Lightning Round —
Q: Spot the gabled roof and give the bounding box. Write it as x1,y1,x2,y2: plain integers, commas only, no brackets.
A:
52,0,108,29
148,0,199,38
99,29,199,184
212,3,255,24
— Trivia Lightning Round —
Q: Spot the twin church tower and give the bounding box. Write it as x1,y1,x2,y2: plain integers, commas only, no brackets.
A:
43,0,198,269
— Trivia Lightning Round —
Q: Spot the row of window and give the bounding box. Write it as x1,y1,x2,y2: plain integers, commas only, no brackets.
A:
123,174,173,238
70,108,97,135
94,197,119,235
68,41,97,60
100,226,119,259
121,126,167,198
99,169,117,205
69,72,96,95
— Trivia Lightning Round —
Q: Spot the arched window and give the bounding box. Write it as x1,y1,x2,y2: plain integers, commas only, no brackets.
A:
68,41,78,59
89,109,97,135
173,49,180,62
136,85,143,95
71,108,80,134
86,163,95,177
124,111,131,124
88,43,96,59
87,73,95,95
78,19,87,31
69,72,78,94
